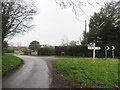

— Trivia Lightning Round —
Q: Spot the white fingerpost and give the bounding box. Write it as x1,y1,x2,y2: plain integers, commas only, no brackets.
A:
93,43,95,60
111,46,115,58
88,43,101,61
105,46,110,58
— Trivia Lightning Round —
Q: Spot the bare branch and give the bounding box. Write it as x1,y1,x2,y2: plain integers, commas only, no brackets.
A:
55,0,114,20
2,0,36,41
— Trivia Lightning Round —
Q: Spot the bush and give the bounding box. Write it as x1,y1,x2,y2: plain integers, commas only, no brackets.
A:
38,46,55,55
6,48,14,53
66,45,89,56
55,45,107,58
24,50,32,55
55,46,67,55
55,45,90,57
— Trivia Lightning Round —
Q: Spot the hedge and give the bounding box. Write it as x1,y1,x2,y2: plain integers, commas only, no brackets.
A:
6,48,14,53
55,45,112,58
38,45,119,58
38,47,55,55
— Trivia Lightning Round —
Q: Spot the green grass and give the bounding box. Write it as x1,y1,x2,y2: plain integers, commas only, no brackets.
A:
2,53,21,74
55,55,80,58
52,58,119,88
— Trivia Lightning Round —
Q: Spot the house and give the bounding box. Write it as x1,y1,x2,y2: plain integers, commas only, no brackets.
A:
39,44,47,48
16,47,29,52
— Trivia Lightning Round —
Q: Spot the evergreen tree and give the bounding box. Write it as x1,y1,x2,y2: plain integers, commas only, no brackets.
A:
82,1,120,58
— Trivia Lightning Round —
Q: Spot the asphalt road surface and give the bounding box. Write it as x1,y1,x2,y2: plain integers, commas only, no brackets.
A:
3,55,62,88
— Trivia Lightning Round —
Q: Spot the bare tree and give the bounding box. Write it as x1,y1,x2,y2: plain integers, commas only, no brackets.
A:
69,40,78,46
55,0,114,18
2,0,36,42
61,35,69,46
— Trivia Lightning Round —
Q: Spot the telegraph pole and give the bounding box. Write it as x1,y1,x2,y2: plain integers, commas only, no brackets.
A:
85,20,87,34
84,20,87,45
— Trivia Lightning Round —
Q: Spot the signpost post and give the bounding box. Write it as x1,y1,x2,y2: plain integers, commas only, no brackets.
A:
111,46,115,58
88,43,101,61
105,46,110,58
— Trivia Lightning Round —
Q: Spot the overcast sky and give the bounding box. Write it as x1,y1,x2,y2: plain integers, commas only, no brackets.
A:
8,0,115,46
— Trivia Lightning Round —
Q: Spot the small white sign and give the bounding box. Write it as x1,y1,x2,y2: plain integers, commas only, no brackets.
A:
88,47,101,50
111,46,115,50
106,46,110,50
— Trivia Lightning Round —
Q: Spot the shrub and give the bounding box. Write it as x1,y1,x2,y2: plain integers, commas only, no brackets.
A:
38,46,55,55
55,45,107,58
6,48,14,53
24,50,32,55
55,46,67,55
55,45,90,57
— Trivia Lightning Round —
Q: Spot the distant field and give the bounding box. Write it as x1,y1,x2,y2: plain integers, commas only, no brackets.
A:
52,58,119,88
2,53,21,74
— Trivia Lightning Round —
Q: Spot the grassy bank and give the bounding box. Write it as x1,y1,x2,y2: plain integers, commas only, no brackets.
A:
2,53,21,74
52,58,119,88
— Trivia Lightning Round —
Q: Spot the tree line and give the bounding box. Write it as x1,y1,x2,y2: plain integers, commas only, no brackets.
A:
81,1,120,58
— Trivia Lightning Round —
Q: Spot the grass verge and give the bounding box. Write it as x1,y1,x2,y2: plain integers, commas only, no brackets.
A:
52,58,119,88
2,53,22,74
